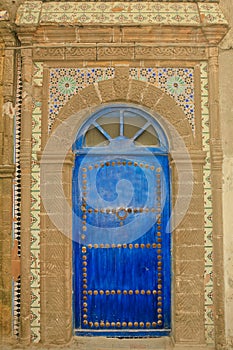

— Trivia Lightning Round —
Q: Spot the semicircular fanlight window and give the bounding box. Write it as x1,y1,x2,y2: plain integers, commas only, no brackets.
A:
84,108,160,148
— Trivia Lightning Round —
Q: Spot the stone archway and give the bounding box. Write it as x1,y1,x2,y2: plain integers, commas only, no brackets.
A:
40,67,206,347
49,67,193,149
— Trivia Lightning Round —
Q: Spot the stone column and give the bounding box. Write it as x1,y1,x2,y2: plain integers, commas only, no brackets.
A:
171,150,206,346
19,45,33,344
0,163,15,342
208,47,226,349
39,152,73,344
0,29,16,342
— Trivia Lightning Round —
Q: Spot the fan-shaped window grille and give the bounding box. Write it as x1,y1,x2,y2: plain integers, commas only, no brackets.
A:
73,105,168,153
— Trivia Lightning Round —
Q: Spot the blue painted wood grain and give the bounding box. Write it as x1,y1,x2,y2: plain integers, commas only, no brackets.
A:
73,155,171,336
72,105,171,337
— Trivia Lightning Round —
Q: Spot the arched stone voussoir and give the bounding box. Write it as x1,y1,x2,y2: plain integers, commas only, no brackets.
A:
79,84,101,107
153,92,194,146
141,83,165,110
113,66,130,101
127,79,148,104
52,78,193,148
97,79,115,103
51,93,88,134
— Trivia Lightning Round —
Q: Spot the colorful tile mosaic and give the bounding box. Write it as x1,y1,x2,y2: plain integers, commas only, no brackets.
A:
29,61,43,343
13,53,23,339
130,67,195,132
200,61,214,344
48,67,115,130
48,67,195,132
15,1,226,26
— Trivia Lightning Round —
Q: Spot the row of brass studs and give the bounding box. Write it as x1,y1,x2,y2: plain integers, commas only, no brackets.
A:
81,166,88,241
81,207,161,214
81,177,89,322
84,243,162,249
83,321,162,327
156,169,163,318
82,206,87,239
82,244,88,322
84,289,158,296
82,164,162,171
82,242,89,323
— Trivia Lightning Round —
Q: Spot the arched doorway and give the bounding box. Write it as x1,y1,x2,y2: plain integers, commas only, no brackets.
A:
72,104,171,337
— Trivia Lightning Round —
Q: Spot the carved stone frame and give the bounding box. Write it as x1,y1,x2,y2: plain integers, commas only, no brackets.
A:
37,65,208,348
19,50,225,350
0,5,226,348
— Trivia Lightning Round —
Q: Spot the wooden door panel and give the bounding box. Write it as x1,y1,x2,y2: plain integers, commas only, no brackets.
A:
73,155,171,336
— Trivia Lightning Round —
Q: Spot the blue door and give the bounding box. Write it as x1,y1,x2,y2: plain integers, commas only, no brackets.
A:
73,105,171,337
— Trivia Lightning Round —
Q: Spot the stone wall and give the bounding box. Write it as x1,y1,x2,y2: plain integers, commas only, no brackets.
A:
0,1,232,349
219,0,233,349
0,30,16,342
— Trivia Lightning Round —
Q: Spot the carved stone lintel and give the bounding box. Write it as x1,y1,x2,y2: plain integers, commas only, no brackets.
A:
32,45,208,61
97,46,134,60
33,47,65,60
33,45,97,61
66,46,96,60
135,46,207,60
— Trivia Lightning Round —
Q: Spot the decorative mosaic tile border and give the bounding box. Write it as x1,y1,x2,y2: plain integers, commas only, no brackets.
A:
49,67,115,130
13,53,22,339
30,62,43,343
15,1,226,26
129,67,195,132
200,61,214,345
49,67,195,132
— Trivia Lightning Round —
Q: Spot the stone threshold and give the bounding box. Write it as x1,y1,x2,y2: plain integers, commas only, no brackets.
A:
0,337,215,350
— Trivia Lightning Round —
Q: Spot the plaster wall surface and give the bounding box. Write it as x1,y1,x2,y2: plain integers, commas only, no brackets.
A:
219,0,233,348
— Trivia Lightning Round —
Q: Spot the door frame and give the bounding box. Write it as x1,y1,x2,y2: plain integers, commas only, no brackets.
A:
72,104,172,337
